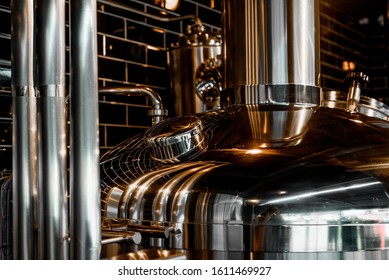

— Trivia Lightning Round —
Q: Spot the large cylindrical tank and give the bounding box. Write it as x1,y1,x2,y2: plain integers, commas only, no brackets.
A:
168,24,222,117
100,103,389,260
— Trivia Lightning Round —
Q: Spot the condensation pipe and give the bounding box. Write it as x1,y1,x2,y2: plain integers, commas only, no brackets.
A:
70,0,101,259
11,0,38,260
36,0,68,259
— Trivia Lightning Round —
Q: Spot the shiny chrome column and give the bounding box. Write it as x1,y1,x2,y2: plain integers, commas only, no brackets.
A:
222,0,267,101
223,0,320,98
70,0,101,259
36,0,68,259
222,0,320,147
266,0,320,86
11,0,38,259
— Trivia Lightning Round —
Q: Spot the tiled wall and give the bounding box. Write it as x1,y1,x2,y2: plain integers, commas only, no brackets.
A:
319,0,388,99
0,0,388,172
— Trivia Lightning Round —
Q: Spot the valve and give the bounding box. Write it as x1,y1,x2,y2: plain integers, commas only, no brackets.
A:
346,72,369,113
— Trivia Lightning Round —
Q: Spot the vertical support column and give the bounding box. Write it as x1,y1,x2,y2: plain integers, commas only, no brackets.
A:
69,0,101,259
36,0,69,259
11,0,38,260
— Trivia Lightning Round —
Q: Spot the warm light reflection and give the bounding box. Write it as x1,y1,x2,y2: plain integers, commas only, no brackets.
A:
155,0,180,11
152,28,164,34
350,119,363,124
246,149,262,155
246,199,261,205
342,61,356,71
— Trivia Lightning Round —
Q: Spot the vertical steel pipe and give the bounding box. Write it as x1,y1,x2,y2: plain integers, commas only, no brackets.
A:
70,0,101,259
266,0,320,86
36,0,68,259
11,0,38,259
222,0,320,104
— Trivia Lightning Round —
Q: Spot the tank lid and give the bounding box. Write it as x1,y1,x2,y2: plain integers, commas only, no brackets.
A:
144,116,208,163
171,24,221,48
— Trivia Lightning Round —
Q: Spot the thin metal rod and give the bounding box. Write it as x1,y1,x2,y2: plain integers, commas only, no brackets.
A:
11,0,38,260
70,0,101,259
101,230,142,245
36,0,68,260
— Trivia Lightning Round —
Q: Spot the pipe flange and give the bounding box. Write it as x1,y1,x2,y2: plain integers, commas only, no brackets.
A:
144,116,207,164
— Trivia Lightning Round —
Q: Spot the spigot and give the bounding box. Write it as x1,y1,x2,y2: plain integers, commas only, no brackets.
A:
346,72,369,113
194,57,222,111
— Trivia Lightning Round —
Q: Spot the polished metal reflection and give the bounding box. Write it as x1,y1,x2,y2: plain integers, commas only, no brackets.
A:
322,91,389,121
11,0,37,260
221,0,320,147
194,57,222,112
69,0,101,259
266,0,320,86
168,24,222,116
144,116,207,163
36,0,68,259
100,105,389,259
222,0,320,100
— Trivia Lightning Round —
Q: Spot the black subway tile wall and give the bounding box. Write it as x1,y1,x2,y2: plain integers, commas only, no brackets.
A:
0,0,388,171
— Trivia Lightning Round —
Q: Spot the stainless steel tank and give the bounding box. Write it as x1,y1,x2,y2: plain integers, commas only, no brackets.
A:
99,0,389,260
100,103,389,260
168,24,222,116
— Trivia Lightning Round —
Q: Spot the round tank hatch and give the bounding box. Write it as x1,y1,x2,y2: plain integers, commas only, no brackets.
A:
144,116,207,163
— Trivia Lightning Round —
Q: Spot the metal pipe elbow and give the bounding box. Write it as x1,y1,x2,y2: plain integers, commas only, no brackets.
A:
98,87,168,125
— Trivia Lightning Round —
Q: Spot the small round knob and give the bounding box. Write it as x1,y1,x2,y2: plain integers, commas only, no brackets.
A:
144,116,207,164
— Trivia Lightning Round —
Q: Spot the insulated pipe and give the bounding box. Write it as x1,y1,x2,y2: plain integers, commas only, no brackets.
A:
36,0,68,259
98,87,168,125
11,0,38,260
70,0,101,259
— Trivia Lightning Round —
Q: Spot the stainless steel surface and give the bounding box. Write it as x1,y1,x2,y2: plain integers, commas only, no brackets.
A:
345,72,369,113
267,0,320,86
100,106,389,259
69,0,101,259
99,87,168,125
222,0,320,95
11,0,38,260
194,57,222,111
221,0,320,147
322,91,389,120
36,0,68,259
101,230,142,245
105,249,187,260
168,24,222,116
144,116,207,163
